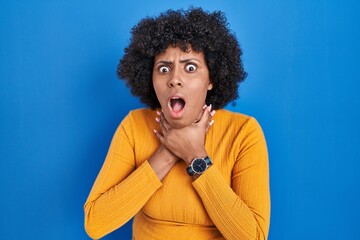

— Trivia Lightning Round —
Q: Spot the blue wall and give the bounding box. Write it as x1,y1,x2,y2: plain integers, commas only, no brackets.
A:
1,0,359,239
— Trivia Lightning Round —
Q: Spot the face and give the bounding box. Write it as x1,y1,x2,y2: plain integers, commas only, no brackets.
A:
152,46,213,128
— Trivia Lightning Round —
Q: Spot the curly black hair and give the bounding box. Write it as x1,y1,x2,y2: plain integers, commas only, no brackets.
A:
117,7,247,110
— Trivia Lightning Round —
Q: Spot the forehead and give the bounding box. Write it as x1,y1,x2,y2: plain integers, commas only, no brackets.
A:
154,46,205,61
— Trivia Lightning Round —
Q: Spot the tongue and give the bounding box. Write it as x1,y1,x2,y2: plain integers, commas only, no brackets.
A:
172,99,184,113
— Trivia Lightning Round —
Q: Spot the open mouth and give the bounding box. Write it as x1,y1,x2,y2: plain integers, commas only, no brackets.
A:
169,97,186,113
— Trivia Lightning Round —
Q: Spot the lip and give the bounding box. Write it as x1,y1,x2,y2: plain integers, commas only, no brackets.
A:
167,93,186,119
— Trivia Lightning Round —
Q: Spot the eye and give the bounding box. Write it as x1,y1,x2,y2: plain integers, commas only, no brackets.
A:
185,64,197,72
159,66,170,73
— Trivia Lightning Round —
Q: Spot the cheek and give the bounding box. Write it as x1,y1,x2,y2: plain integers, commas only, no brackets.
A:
152,81,161,96
152,83,168,107
189,84,209,106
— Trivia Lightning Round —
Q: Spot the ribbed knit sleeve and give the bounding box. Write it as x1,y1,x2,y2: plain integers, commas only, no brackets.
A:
85,109,270,240
84,112,162,239
192,117,270,240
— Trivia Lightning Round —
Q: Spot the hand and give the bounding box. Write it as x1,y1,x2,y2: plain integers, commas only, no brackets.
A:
153,105,215,165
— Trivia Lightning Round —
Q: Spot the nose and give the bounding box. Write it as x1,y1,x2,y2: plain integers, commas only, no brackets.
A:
169,80,183,88
168,69,183,88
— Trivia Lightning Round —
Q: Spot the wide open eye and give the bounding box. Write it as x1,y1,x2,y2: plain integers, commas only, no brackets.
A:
185,64,197,72
159,66,170,73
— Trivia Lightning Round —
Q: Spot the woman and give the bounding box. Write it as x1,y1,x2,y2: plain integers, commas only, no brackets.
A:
84,7,270,240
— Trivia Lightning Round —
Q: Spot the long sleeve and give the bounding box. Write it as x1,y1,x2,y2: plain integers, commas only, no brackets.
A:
84,109,270,240
192,117,270,240
84,113,162,239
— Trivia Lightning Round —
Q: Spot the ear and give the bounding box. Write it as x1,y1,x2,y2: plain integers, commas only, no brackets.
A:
207,82,213,91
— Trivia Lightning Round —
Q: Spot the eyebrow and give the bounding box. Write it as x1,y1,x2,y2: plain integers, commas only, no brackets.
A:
180,58,201,63
154,58,201,65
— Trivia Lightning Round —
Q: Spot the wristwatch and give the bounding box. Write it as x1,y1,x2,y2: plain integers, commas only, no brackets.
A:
186,156,213,176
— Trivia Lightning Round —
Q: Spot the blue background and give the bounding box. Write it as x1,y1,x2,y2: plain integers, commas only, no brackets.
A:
1,0,359,239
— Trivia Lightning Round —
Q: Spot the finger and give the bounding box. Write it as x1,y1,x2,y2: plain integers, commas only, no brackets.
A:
202,105,215,132
209,119,215,126
160,112,171,131
198,104,213,125
158,119,167,135
155,116,166,133
155,113,168,137
153,129,165,144
158,114,170,135
155,110,162,124
206,119,215,133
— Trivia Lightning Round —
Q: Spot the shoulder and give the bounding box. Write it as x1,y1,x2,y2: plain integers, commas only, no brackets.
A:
214,110,267,157
127,108,155,118
215,109,250,121
116,108,158,138
111,108,157,143
120,108,156,126
215,109,259,126
214,109,264,137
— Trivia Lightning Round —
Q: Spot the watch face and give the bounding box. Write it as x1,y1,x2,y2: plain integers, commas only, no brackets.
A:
192,158,207,173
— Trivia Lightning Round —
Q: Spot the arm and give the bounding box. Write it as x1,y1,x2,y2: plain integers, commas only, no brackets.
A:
84,112,177,239
155,108,270,239
192,117,270,240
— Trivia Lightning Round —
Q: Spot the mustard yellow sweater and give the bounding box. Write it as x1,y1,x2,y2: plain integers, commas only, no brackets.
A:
84,108,270,240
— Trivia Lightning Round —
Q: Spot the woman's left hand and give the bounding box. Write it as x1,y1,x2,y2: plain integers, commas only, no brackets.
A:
154,105,215,165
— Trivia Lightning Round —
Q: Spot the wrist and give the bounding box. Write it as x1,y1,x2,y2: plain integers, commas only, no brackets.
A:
184,150,208,165
159,146,178,163
186,156,213,177
148,146,178,181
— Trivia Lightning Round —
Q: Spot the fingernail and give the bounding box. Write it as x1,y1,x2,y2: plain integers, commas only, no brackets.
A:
203,104,207,109
153,129,158,134
156,111,161,115
208,104,212,111
210,110,216,116
155,117,160,122
209,120,214,126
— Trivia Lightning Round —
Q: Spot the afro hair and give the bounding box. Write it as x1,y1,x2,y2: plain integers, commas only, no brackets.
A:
117,7,247,110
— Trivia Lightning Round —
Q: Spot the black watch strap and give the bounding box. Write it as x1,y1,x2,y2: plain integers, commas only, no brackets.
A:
204,156,212,166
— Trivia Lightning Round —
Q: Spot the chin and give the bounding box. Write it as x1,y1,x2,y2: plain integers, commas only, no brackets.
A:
165,116,188,129
162,113,189,129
